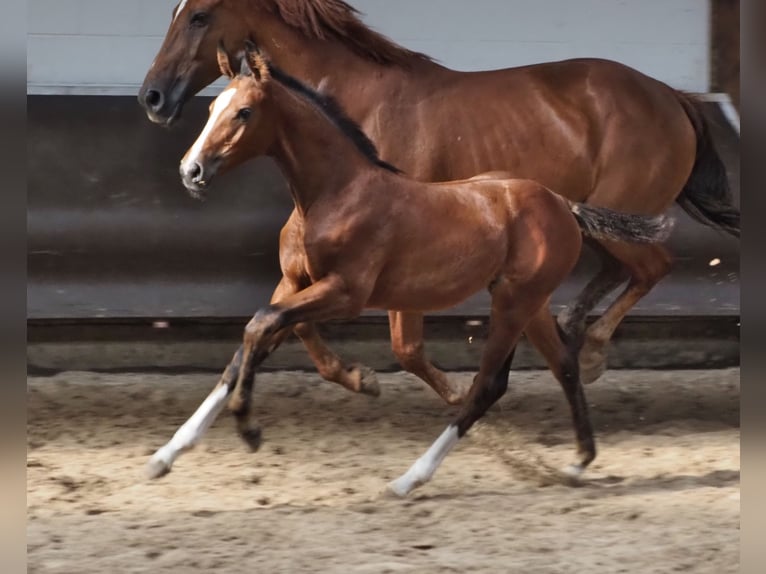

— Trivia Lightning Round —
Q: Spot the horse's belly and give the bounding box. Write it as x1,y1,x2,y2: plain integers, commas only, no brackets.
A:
367,250,504,312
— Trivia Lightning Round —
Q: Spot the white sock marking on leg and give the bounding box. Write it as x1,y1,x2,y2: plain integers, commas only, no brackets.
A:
148,383,231,474
388,425,460,496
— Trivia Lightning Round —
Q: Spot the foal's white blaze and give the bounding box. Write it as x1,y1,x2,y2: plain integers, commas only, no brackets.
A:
173,0,189,23
387,425,460,497
146,382,231,478
180,87,237,175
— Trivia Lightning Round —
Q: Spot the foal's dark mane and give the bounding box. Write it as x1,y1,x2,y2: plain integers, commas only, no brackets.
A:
265,63,402,174
254,0,433,67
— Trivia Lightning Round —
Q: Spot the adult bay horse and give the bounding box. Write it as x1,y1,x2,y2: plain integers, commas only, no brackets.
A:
147,46,673,494
138,0,739,390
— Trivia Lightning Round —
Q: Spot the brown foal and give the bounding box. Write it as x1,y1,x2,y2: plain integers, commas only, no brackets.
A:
146,47,673,495
139,0,738,391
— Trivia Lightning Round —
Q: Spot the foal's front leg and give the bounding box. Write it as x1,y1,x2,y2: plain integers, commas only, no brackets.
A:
294,322,381,396
230,275,366,441
146,346,245,479
389,311,473,405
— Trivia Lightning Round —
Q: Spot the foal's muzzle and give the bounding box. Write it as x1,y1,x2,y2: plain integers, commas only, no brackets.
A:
179,160,218,199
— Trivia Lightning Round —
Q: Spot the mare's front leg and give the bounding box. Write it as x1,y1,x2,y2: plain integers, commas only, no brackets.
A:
389,311,472,405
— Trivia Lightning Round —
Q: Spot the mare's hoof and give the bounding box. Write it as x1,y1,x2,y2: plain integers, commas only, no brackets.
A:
240,426,263,453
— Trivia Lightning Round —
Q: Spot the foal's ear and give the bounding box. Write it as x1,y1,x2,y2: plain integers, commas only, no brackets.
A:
244,42,271,83
216,41,236,78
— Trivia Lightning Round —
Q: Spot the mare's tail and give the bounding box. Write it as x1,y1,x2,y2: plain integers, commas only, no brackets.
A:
674,92,739,238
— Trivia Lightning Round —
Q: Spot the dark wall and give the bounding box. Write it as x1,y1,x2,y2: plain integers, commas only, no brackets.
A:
712,0,740,110
27,95,740,320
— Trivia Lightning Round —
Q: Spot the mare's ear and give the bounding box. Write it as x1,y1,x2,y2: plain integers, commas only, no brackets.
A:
217,41,236,78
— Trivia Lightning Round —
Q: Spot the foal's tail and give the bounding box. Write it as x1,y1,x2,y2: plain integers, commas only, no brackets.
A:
674,92,740,238
567,201,675,244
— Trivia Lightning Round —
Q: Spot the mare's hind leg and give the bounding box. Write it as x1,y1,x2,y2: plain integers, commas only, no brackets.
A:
557,240,629,349
579,241,673,383
389,311,471,405
525,305,596,476
388,283,542,497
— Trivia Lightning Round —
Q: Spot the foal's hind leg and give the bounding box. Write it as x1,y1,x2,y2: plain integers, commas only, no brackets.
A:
389,311,471,405
525,305,596,476
388,284,542,496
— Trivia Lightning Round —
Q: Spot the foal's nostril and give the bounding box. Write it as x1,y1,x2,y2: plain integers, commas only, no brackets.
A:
189,162,203,182
145,89,164,111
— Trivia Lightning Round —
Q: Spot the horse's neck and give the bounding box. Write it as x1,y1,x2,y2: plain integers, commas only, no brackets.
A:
268,84,372,214
250,11,441,114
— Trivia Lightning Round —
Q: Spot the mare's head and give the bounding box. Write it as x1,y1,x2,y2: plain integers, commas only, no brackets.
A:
138,0,428,126
138,0,252,125
180,44,277,199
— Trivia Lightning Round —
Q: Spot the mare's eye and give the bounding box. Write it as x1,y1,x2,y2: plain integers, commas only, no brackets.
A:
236,108,252,122
190,12,209,27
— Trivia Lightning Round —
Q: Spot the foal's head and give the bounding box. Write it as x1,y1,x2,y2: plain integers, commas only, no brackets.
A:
180,44,278,199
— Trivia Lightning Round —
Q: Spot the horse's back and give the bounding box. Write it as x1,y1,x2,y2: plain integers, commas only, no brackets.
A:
413,58,694,208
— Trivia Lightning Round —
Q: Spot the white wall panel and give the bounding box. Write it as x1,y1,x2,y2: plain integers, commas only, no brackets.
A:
28,0,711,95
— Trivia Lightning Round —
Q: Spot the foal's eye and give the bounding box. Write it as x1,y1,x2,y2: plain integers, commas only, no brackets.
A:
236,108,252,122
189,12,209,27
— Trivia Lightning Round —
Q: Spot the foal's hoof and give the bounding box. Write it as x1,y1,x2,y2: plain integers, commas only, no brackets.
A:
350,364,381,397
146,455,172,480
579,341,607,385
559,463,587,486
239,426,263,453
562,463,585,479
384,479,415,498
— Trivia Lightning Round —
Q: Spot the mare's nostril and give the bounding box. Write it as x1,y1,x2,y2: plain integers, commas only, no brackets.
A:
145,89,164,112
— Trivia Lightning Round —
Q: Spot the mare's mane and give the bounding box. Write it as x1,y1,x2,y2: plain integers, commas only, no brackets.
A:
255,0,433,67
